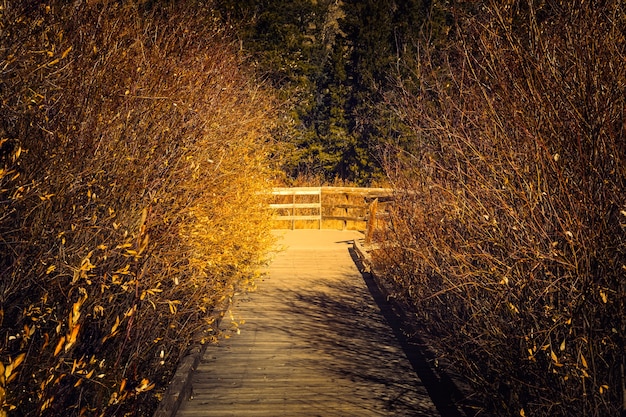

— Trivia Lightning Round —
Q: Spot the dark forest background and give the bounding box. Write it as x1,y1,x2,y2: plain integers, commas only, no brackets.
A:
214,0,451,184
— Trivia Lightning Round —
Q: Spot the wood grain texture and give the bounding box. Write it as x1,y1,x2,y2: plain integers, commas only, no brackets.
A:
176,230,439,417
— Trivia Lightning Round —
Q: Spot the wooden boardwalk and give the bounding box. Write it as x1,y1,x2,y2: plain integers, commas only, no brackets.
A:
175,230,440,417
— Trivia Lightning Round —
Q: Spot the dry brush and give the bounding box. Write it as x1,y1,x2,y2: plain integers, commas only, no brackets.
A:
0,1,277,415
376,1,626,416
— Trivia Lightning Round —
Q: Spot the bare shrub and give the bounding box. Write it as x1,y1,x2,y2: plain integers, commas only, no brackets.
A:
376,1,625,416
0,1,276,415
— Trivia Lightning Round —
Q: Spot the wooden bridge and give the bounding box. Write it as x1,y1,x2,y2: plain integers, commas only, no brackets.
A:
155,188,465,417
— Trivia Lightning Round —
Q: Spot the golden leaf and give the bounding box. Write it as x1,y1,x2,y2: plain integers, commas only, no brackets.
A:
65,324,80,352
581,353,588,369
139,207,148,232
41,397,54,411
61,46,72,59
4,353,25,382
115,264,131,275
6,372,17,384
42,332,49,350
550,350,559,363
124,306,136,317
111,316,121,335
71,301,82,325
138,234,149,255
54,336,65,356
135,378,155,393
599,290,608,303
559,339,565,351
11,353,25,370
167,300,181,315
520,408,526,417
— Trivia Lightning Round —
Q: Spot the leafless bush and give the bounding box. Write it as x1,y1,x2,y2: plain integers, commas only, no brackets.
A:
376,1,625,416
0,1,276,415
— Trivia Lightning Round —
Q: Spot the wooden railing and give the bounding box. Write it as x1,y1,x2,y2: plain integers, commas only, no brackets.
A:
269,186,393,232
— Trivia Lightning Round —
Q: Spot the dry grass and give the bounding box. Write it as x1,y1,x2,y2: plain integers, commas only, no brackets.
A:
376,1,626,416
0,1,277,415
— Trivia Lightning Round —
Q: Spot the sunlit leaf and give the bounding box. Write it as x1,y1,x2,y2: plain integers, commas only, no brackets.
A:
111,316,120,335
65,324,80,352
41,397,54,411
54,336,65,356
135,378,155,393
12,353,25,370
167,300,181,314
61,46,72,59
550,350,559,363
4,353,26,381
119,378,127,392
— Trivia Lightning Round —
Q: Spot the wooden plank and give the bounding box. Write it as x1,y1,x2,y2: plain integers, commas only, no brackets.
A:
174,230,439,417
272,187,322,195
321,186,393,195
269,203,321,209
328,204,365,209
323,215,366,222
273,215,321,221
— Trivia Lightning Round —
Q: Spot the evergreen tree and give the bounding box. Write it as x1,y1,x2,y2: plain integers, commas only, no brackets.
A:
213,0,447,184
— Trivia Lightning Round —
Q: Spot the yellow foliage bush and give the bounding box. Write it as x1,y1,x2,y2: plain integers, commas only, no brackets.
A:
0,1,276,415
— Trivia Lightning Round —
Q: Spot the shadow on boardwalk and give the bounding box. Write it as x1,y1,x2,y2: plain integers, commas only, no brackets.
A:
172,230,460,417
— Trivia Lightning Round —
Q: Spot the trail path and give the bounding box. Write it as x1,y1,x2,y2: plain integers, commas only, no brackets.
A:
175,229,439,416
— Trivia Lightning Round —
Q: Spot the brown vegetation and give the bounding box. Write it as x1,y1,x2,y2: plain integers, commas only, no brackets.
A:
0,1,276,415
376,1,626,416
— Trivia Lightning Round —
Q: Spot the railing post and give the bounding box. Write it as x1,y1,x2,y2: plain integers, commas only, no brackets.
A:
317,188,322,229
341,192,347,230
291,191,295,230
365,198,378,245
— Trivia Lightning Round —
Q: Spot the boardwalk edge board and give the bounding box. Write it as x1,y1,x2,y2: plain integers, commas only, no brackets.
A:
153,301,231,417
352,238,483,417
